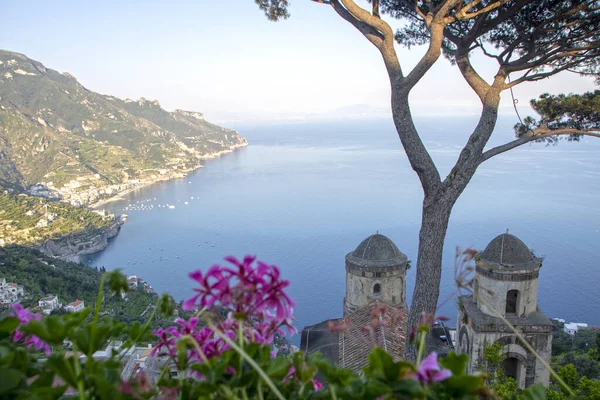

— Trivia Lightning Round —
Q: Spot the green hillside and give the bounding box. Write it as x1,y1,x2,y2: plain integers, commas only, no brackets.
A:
0,50,246,203
0,245,173,328
0,191,113,246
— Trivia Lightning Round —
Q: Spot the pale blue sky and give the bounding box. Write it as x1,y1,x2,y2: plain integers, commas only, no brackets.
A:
3,0,596,122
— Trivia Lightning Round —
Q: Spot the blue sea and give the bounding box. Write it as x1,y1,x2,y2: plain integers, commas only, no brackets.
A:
85,116,600,338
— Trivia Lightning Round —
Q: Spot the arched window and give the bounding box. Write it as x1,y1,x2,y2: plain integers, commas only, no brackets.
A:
361,271,365,277
506,290,519,314
373,283,381,294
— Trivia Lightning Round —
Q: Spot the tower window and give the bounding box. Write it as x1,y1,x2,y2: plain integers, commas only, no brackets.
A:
506,290,519,314
373,283,381,294
362,271,365,277
474,279,479,306
374,272,382,278
502,357,519,381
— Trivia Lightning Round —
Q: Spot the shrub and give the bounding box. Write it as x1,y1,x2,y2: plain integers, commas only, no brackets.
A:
0,256,551,399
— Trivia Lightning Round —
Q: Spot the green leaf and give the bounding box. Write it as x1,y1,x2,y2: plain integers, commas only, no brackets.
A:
106,270,129,295
267,356,291,378
0,368,24,392
439,351,470,376
521,383,547,400
367,347,394,374
0,317,19,334
391,379,425,398
45,356,80,388
443,374,486,394
158,293,175,317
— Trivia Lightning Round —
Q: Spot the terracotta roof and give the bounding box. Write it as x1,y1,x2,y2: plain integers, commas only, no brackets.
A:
8,283,17,287
300,301,407,374
70,300,82,307
339,302,407,372
140,348,152,358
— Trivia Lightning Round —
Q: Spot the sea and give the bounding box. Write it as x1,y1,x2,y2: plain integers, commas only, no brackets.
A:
85,116,600,340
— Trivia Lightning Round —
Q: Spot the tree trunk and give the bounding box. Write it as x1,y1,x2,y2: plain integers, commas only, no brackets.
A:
404,196,453,361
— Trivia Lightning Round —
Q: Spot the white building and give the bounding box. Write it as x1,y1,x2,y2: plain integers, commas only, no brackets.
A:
564,322,588,336
38,295,61,315
65,299,85,312
0,279,25,307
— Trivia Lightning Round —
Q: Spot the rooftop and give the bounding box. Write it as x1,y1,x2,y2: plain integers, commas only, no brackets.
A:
346,233,407,269
480,233,536,266
300,301,407,373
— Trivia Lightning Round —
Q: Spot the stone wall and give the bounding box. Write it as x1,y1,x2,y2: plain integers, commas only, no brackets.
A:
475,272,539,317
457,297,552,390
344,265,405,315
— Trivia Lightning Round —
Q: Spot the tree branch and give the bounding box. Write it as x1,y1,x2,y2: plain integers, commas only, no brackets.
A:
322,0,403,81
455,52,491,101
453,0,511,22
401,22,445,89
325,0,385,48
480,128,600,162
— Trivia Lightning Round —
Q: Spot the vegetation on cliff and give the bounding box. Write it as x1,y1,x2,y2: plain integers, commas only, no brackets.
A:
547,320,600,399
0,245,173,329
0,191,113,246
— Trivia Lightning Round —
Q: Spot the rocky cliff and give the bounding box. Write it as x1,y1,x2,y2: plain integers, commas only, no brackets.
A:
37,220,121,262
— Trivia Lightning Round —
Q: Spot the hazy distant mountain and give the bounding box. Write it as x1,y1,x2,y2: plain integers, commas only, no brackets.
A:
0,50,246,201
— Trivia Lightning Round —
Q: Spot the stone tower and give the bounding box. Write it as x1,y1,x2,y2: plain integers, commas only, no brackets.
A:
456,233,553,389
344,233,408,316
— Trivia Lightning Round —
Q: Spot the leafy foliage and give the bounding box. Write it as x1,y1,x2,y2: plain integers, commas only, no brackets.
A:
516,91,600,142
0,245,174,331
254,0,290,21
547,320,600,398
0,258,554,399
0,192,113,246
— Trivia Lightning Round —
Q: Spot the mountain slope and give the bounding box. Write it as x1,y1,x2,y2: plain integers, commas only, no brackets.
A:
0,50,247,205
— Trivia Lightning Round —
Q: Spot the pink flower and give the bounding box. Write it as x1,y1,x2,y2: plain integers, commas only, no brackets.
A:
157,255,298,372
414,352,452,384
182,255,296,336
312,379,323,391
10,304,50,356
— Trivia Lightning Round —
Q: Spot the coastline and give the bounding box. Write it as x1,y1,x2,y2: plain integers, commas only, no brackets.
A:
36,219,122,263
89,143,247,210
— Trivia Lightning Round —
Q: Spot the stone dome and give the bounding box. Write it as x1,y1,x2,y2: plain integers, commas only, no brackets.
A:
346,234,407,269
480,233,534,266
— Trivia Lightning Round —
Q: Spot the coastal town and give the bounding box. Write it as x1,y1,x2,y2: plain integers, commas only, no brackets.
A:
0,273,154,314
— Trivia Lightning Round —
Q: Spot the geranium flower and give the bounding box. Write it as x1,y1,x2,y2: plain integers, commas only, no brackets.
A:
414,352,452,384
10,303,50,356
156,255,297,374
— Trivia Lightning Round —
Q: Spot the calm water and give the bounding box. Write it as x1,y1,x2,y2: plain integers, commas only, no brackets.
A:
86,117,600,338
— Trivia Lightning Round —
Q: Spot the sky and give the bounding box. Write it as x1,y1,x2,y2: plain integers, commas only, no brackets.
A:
2,0,597,123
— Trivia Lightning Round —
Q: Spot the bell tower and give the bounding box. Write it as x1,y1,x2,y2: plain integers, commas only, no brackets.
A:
456,232,553,389
344,233,408,316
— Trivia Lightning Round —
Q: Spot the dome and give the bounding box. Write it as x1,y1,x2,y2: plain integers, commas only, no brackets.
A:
480,233,534,266
353,234,403,261
346,233,407,269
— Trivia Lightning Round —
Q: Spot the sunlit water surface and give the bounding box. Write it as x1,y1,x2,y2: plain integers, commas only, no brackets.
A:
86,117,600,340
